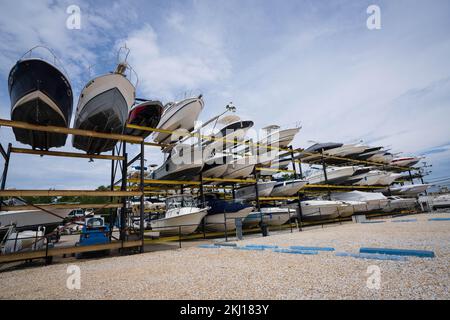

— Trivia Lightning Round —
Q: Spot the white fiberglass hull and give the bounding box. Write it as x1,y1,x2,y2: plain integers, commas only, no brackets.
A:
150,208,207,236
204,207,253,231
300,201,344,220
235,181,277,200
307,167,356,185
259,128,301,149
271,180,307,197
0,208,73,230
154,97,204,144
222,157,256,179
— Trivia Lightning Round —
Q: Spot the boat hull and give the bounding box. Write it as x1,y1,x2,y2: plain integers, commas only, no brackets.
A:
271,180,307,197
125,101,163,137
150,209,207,236
154,97,204,144
8,59,73,150
73,74,134,154
204,207,253,231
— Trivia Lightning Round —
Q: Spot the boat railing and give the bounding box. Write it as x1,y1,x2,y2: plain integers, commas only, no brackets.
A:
20,45,71,80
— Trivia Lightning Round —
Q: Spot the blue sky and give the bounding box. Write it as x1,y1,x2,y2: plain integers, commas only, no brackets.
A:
0,0,449,190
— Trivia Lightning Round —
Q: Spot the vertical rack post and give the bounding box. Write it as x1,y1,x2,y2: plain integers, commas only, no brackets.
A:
289,146,298,179
139,140,145,253
321,150,329,184
1,143,12,192
109,148,115,238
120,142,128,242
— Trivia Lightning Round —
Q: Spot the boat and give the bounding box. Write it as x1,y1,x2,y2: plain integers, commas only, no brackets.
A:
300,200,348,221
351,170,389,186
330,191,389,212
390,157,422,167
222,155,256,179
429,194,450,210
124,100,163,137
353,146,384,160
340,201,368,216
151,144,204,180
1,227,46,254
386,184,430,197
258,157,292,176
201,154,233,178
270,179,307,196
324,143,368,158
305,166,358,185
0,198,73,238
203,115,254,154
243,207,293,228
384,196,417,212
149,195,208,236
368,151,394,164
258,125,301,149
153,96,204,144
8,46,73,150
203,194,254,231
72,57,136,154
376,173,403,186
300,142,343,162
234,181,277,200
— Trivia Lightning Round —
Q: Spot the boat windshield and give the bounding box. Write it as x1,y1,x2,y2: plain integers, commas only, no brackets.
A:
86,217,104,228
166,196,197,209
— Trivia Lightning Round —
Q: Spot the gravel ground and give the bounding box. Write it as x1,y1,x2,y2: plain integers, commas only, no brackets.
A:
0,212,449,300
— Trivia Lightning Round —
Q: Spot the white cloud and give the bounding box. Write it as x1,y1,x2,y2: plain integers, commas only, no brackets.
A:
118,19,232,100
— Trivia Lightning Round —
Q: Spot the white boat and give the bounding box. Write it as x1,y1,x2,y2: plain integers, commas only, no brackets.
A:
201,154,233,178
377,173,403,186
258,157,292,176
203,115,254,154
306,166,358,185
429,194,450,210
384,196,417,212
300,200,348,220
341,201,368,215
2,227,46,254
351,170,395,186
387,184,430,197
149,195,208,236
390,156,422,167
367,151,394,164
204,207,254,232
234,181,277,200
151,144,204,180
258,125,301,149
222,155,256,179
153,96,204,144
331,191,389,212
243,207,294,228
0,202,73,238
73,60,135,154
324,143,368,157
270,179,307,197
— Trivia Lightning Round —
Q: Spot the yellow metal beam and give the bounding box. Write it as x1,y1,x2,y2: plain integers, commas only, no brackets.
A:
0,190,142,197
0,240,142,264
0,119,142,143
128,178,201,186
202,177,257,184
0,203,123,211
10,147,125,161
